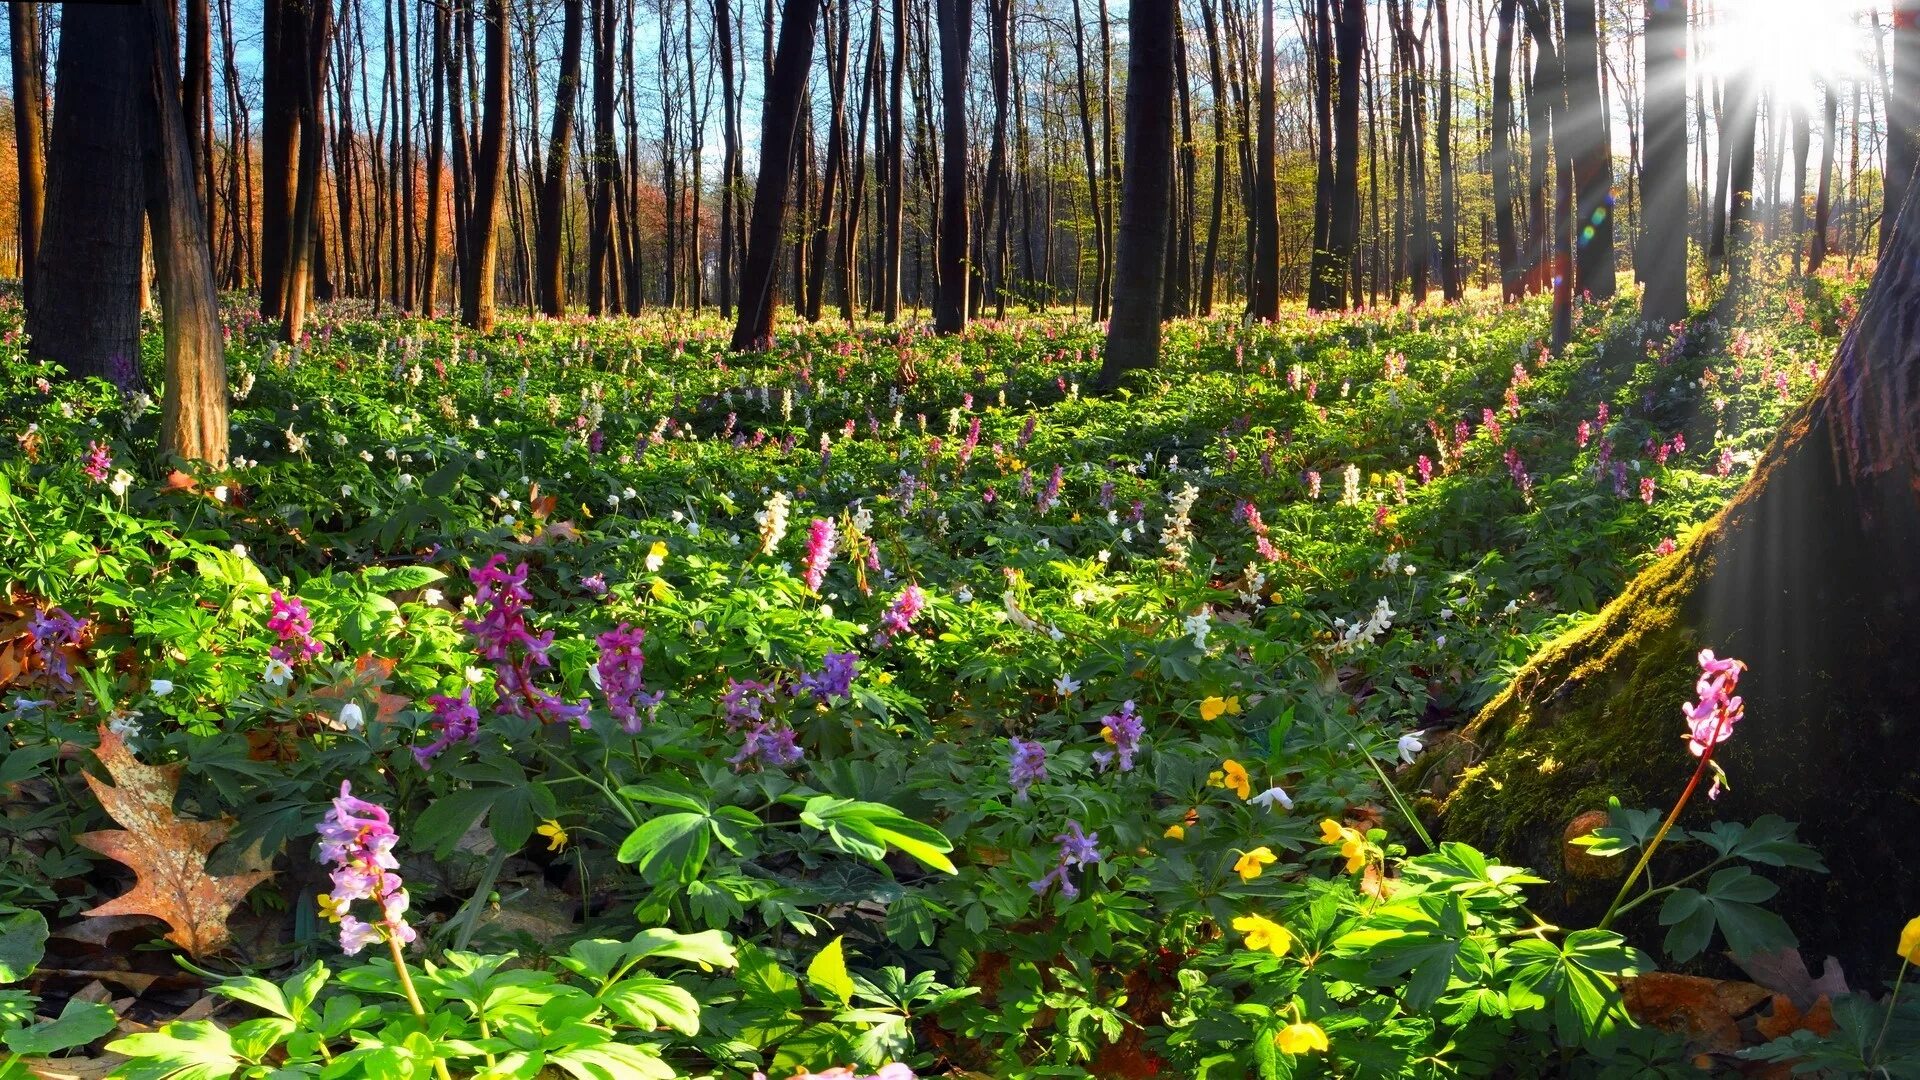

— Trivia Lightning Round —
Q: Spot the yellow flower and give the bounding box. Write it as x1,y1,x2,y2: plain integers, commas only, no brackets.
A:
1234,846,1277,882
875,671,895,686
646,541,669,572
1101,725,1118,744
1164,824,1186,840
1200,697,1229,721
1320,818,1368,873
1275,1021,1329,1055
316,892,345,924
1207,759,1252,800
537,820,570,852
1901,916,1920,964
1231,914,1292,956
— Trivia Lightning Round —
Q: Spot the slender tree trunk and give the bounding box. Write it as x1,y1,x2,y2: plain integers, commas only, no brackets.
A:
1198,0,1227,314
1327,0,1363,309
1250,0,1279,320
1098,0,1174,387
932,0,969,333
143,0,228,466
1307,0,1335,309
281,0,333,342
729,0,822,349
1491,0,1519,300
424,0,449,315
806,0,851,321
1723,65,1760,292
586,0,613,313
8,2,46,301
1436,0,1460,301
461,0,508,331
535,0,582,315
1791,101,1811,274
1639,0,1687,325
260,0,303,321
1070,0,1106,320
1809,81,1837,274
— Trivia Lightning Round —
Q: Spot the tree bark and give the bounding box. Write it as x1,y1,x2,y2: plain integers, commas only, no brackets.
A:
1326,0,1363,310
259,0,304,322
1886,0,1920,253
932,0,969,334
1097,0,1173,388
8,2,46,302
424,0,449,315
1249,0,1279,320
281,0,334,342
534,0,582,315
1562,0,1614,299
1436,0,1460,301
1809,81,1837,274
142,0,228,467
1639,0,1687,326
728,0,822,350
1433,156,1920,984
30,3,144,390
461,0,508,331
1490,0,1519,301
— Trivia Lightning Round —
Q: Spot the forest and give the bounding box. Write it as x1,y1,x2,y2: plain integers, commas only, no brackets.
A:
0,0,1916,1076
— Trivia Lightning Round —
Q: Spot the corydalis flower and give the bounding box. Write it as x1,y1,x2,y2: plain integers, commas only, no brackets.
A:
595,622,661,732
722,678,775,728
755,491,792,554
82,441,112,483
1683,650,1747,798
413,689,481,769
876,584,926,646
729,722,804,770
267,591,324,664
27,607,85,686
1009,737,1047,799
463,555,588,727
1030,820,1102,898
315,781,415,955
1092,700,1143,773
802,518,838,592
798,652,858,703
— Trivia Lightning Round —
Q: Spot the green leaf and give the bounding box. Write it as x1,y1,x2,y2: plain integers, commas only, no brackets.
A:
1658,868,1796,962
794,796,957,873
208,976,290,1019
106,1021,241,1080
422,458,468,497
1688,816,1828,873
616,813,711,884
599,976,703,1036
0,909,47,984
365,566,447,593
412,788,498,859
806,936,856,1005
3,998,116,1055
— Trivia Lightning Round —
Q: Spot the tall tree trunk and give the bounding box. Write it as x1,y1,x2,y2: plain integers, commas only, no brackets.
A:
1069,0,1106,321
805,0,850,321
1098,0,1173,387
1435,148,1920,986
1886,0,1920,254
260,0,303,321
182,0,213,248
1723,66,1760,290
1809,81,1837,274
535,0,582,315
1249,0,1279,320
1522,2,1552,295
882,0,904,321
728,0,822,350
281,0,334,342
1327,0,1363,309
586,0,614,314
1790,101,1811,274
1490,0,1519,301
8,2,46,301
143,0,228,466
1562,0,1613,299
424,0,449,315
1198,0,1226,315
1436,0,1459,301
931,0,969,334
461,0,508,331
1307,0,1335,309
1639,0,1687,326
30,2,144,389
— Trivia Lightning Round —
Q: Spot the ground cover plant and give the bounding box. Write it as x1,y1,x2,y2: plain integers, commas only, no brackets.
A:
2,271,1917,1078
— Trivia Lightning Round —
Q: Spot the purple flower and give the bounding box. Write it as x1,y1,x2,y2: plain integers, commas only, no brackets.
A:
729,722,805,770
1092,700,1143,773
802,518,838,593
267,591,324,664
722,678,774,728
315,781,414,955
463,556,588,727
595,623,660,733
27,607,85,686
875,585,926,646
581,573,608,597
413,689,481,770
82,442,112,484
1030,820,1102,899
1009,737,1047,800
1037,464,1063,514
798,652,858,703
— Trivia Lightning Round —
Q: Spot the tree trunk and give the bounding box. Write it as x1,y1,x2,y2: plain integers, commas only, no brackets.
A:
586,0,614,314
8,2,46,301
1562,0,1613,299
534,0,582,315
424,0,449,315
281,0,334,343
1885,0,1920,253
728,0,822,350
1790,101,1811,274
1490,0,1519,301
259,0,303,322
1722,66,1759,290
1435,0,1459,301
1307,0,1335,310
1249,0,1279,321
1433,165,1920,984
1327,0,1363,309
142,0,228,467
461,0,508,331
1096,0,1173,389
931,0,969,334
1198,0,1226,315
30,3,144,390
1639,0,1687,326
1808,80,1837,275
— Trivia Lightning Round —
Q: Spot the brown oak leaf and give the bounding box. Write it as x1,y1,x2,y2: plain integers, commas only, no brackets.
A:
75,728,275,956
312,653,410,726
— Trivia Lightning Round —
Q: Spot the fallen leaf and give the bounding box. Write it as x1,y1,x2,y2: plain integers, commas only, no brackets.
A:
74,729,275,956
1622,972,1770,1055
311,654,410,726
1756,993,1836,1041
1731,948,1850,1010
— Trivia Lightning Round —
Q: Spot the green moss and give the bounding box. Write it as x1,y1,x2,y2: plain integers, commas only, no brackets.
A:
1433,514,1723,872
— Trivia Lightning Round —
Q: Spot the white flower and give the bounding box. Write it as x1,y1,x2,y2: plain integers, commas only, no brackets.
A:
1397,730,1426,764
285,427,307,454
955,586,974,604
337,702,365,731
1054,674,1081,696
1183,610,1212,650
1035,537,1050,551
587,664,604,689
359,449,374,462
213,485,229,503
422,588,444,606
107,711,143,739
109,469,134,496
465,665,487,683
1249,785,1294,811
150,679,174,696
262,657,293,686
1047,624,1065,642
646,544,667,572
231,543,248,559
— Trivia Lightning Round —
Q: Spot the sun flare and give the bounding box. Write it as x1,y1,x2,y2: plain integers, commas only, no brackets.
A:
1705,0,1873,110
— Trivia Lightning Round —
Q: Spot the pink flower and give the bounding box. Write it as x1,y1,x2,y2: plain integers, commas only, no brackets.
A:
82,441,112,483
1683,650,1747,796
1640,476,1657,505
802,518,838,592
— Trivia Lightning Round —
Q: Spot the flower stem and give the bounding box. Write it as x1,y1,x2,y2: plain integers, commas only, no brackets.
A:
1871,959,1909,1067
1598,745,1714,932
388,935,456,1080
